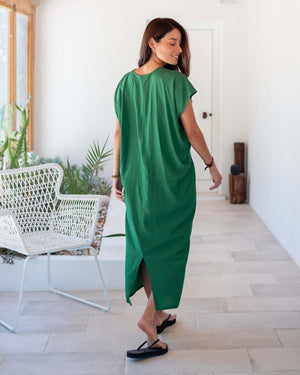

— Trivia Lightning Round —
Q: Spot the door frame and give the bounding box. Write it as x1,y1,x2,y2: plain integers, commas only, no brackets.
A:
185,20,223,195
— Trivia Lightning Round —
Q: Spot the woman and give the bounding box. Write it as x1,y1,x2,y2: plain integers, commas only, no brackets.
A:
113,18,222,359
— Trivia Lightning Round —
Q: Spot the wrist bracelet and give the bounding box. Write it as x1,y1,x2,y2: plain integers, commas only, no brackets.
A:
204,156,214,170
112,174,121,178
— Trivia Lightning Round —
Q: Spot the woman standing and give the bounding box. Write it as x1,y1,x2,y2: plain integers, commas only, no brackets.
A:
113,18,222,359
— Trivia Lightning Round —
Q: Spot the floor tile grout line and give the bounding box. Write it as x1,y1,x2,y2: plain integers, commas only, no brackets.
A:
0,353,6,367
246,347,258,371
223,297,229,313
43,333,51,353
274,328,284,348
192,312,197,329
121,352,126,375
211,261,216,273
84,315,90,331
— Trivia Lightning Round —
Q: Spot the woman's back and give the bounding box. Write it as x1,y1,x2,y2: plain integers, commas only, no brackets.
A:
114,66,197,185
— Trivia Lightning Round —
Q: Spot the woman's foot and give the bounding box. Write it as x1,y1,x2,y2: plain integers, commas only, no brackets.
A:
137,315,168,349
147,338,167,349
154,311,177,327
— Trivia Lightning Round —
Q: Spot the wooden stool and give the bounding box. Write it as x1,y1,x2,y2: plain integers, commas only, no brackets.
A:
229,174,246,203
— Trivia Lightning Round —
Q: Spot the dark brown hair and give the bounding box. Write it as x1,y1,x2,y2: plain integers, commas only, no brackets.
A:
137,18,191,77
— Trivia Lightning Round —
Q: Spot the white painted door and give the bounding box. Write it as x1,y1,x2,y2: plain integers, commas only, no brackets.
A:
187,28,215,192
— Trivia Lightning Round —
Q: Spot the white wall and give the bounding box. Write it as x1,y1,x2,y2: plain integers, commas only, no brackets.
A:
34,0,248,199
247,0,300,266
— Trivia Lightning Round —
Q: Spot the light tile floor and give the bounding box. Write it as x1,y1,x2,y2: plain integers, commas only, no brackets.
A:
1,199,300,374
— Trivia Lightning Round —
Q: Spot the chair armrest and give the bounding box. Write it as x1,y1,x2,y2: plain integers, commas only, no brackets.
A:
53,194,110,243
0,210,27,254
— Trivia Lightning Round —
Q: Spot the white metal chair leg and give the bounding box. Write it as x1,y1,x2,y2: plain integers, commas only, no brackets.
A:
47,248,110,311
0,256,31,332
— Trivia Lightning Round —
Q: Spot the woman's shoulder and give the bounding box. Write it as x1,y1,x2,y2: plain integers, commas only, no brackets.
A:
114,71,133,95
117,70,132,83
159,67,189,82
159,68,196,97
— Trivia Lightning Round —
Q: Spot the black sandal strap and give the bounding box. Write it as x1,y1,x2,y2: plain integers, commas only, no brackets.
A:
166,314,171,322
148,339,160,349
137,340,148,350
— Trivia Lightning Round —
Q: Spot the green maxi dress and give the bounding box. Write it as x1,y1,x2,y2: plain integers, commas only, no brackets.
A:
114,66,197,310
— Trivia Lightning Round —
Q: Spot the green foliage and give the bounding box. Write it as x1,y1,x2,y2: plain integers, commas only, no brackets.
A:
58,136,113,195
83,137,112,177
62,157,89,195
27,137,113,196
0,96,31,170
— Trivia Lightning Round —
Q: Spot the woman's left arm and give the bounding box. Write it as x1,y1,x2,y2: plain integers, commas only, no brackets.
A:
180,99,222,190
113,117,124,202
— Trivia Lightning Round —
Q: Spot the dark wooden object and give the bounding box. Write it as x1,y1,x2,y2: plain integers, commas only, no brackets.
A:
229,174,246,203
234,142,244,173
229,142,246,204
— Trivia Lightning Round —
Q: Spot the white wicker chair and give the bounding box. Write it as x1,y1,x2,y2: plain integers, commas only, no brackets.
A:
0,163,111,332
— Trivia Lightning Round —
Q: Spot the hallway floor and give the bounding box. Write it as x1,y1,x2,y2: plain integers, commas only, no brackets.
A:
1,199,300,374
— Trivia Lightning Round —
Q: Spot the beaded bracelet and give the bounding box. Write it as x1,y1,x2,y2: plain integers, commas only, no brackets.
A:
204,156,214,170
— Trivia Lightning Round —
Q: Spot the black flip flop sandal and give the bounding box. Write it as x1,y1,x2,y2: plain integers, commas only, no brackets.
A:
156,314,176,334
127,339,168,359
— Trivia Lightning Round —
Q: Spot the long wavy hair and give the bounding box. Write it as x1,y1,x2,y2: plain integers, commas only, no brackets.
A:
137,18,191,77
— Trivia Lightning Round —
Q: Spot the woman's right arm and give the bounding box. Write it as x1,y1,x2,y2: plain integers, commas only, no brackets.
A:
180,99,222,190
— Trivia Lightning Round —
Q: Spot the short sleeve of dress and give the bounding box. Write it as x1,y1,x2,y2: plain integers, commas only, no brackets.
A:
114,82,122,120
174,73,197,118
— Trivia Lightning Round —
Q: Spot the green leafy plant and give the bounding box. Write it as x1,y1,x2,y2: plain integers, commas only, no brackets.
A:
26,136,113,196
0,96,31,170
83,137,112,182
60,136,113,195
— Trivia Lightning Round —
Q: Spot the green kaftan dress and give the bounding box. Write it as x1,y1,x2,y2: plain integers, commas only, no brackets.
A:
114,66,197,310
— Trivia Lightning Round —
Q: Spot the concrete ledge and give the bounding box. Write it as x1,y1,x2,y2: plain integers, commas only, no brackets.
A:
0,255,125,291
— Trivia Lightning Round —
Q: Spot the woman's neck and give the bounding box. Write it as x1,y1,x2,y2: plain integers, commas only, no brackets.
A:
136,60,165,74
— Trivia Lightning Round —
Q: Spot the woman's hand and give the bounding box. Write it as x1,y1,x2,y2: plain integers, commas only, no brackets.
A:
208,165,223,190
114,177,124,202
